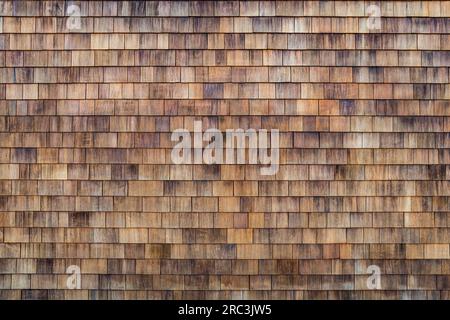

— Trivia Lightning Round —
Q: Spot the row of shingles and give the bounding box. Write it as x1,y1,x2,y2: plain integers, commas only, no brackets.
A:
2,177,450,194
2,226,450,244
0,288,445,300
1,66,449,83
1,273,450,292
3,83,449,100
3,257,450,275
0,242,449,261
1,50,447,67
2,16,449,33
2,194,447,212
1,99,449,116
0,160,448,184
0,162,448,177
3,33,446,50
0,208,446,229
1,147,447,166
0,1,447,17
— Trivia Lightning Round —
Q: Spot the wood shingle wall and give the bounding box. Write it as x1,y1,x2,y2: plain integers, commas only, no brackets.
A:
0,1,449,299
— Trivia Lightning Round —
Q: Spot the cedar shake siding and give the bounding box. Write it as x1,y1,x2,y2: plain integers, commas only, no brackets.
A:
0,1,449,300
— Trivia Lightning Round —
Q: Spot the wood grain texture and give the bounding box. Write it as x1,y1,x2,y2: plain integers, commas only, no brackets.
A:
0,1,449,300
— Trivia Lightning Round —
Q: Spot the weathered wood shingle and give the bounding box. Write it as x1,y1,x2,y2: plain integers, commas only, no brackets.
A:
0,0,449,300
